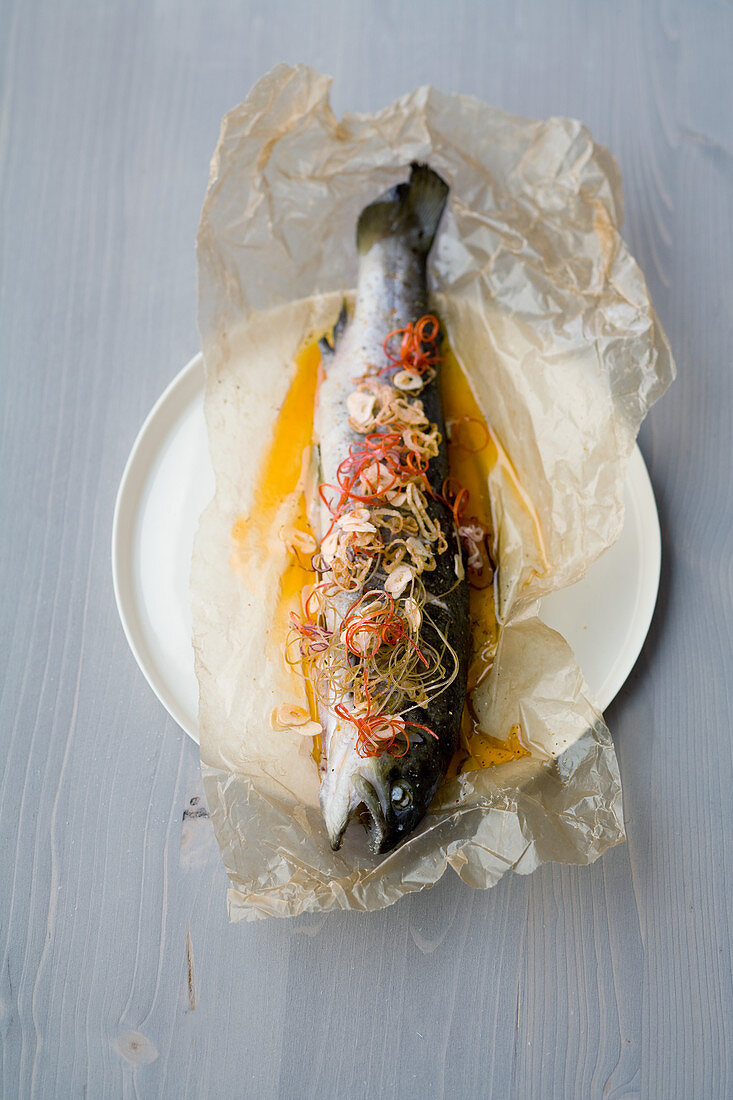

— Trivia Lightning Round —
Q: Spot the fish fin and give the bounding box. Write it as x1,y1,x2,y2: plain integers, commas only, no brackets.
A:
318,300,349,359
356,162,449,256
405,161,451,252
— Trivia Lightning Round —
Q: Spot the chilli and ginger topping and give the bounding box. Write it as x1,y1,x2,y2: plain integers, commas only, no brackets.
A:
283,317,493,757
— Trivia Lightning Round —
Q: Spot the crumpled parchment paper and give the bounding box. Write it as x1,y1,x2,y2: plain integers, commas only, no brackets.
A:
192,63,675,920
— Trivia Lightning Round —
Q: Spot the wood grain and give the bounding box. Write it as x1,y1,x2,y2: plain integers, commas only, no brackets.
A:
1,1,731,1096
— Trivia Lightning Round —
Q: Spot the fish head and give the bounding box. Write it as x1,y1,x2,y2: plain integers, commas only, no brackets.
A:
366,748,446,854
320,731,448,856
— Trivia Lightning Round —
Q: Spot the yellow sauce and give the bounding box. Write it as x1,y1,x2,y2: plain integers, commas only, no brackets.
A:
230,338,534,774
229,344,323,762
441,347,531,770
461,721,530,771
230,342,320,619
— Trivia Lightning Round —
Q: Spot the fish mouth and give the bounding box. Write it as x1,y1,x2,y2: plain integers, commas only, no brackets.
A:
327,773,388,854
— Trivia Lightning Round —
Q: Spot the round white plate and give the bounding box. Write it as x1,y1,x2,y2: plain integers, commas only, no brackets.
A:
112,354,661,743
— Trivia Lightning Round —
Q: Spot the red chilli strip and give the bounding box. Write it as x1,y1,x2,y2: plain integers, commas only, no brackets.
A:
378,617,430,667
333,658,437,758
360,434,406,474
289,610,329,640
341,592,398,650
383,723,410,758
407,720,439,746
336,472,399,506
332,686,397,758
346,709,404,759
379,314,442,376
336,440,411,503
337,445,393,488
303,581,331,620
318,481,352,540
382,327,410,367
415,314,439,343
359,716,438,759
342,619,380,658
330,432,431,513
389,720,439,758
440,477,470,527
380,617,405,646
365,431,404,451
404,450,430,478
318,482,336,513
341,596,430,668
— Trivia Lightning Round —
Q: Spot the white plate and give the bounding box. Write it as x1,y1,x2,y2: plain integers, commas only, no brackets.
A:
112,354,661,743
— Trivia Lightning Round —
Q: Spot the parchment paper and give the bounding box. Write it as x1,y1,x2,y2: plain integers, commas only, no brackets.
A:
193,63,675,920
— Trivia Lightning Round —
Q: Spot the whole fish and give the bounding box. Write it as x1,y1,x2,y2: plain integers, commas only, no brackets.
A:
313,163,469,854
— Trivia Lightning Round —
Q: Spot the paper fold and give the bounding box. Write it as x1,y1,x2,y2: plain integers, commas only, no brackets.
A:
193,64,673,919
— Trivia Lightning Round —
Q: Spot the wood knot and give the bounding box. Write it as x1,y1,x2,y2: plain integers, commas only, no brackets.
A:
113,1031,158,1066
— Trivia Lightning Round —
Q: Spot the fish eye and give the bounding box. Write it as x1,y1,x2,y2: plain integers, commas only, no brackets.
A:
391,783,412,810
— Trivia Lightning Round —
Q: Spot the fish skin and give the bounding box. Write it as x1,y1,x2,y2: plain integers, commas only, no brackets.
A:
316,164,469,855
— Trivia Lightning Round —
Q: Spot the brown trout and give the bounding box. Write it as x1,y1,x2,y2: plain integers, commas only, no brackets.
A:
312,163,469,854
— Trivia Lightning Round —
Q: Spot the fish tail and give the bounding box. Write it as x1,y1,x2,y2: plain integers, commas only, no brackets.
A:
356,162,449,257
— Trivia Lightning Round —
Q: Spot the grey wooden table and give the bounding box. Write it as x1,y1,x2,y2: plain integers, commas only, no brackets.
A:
2,1,731,1097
